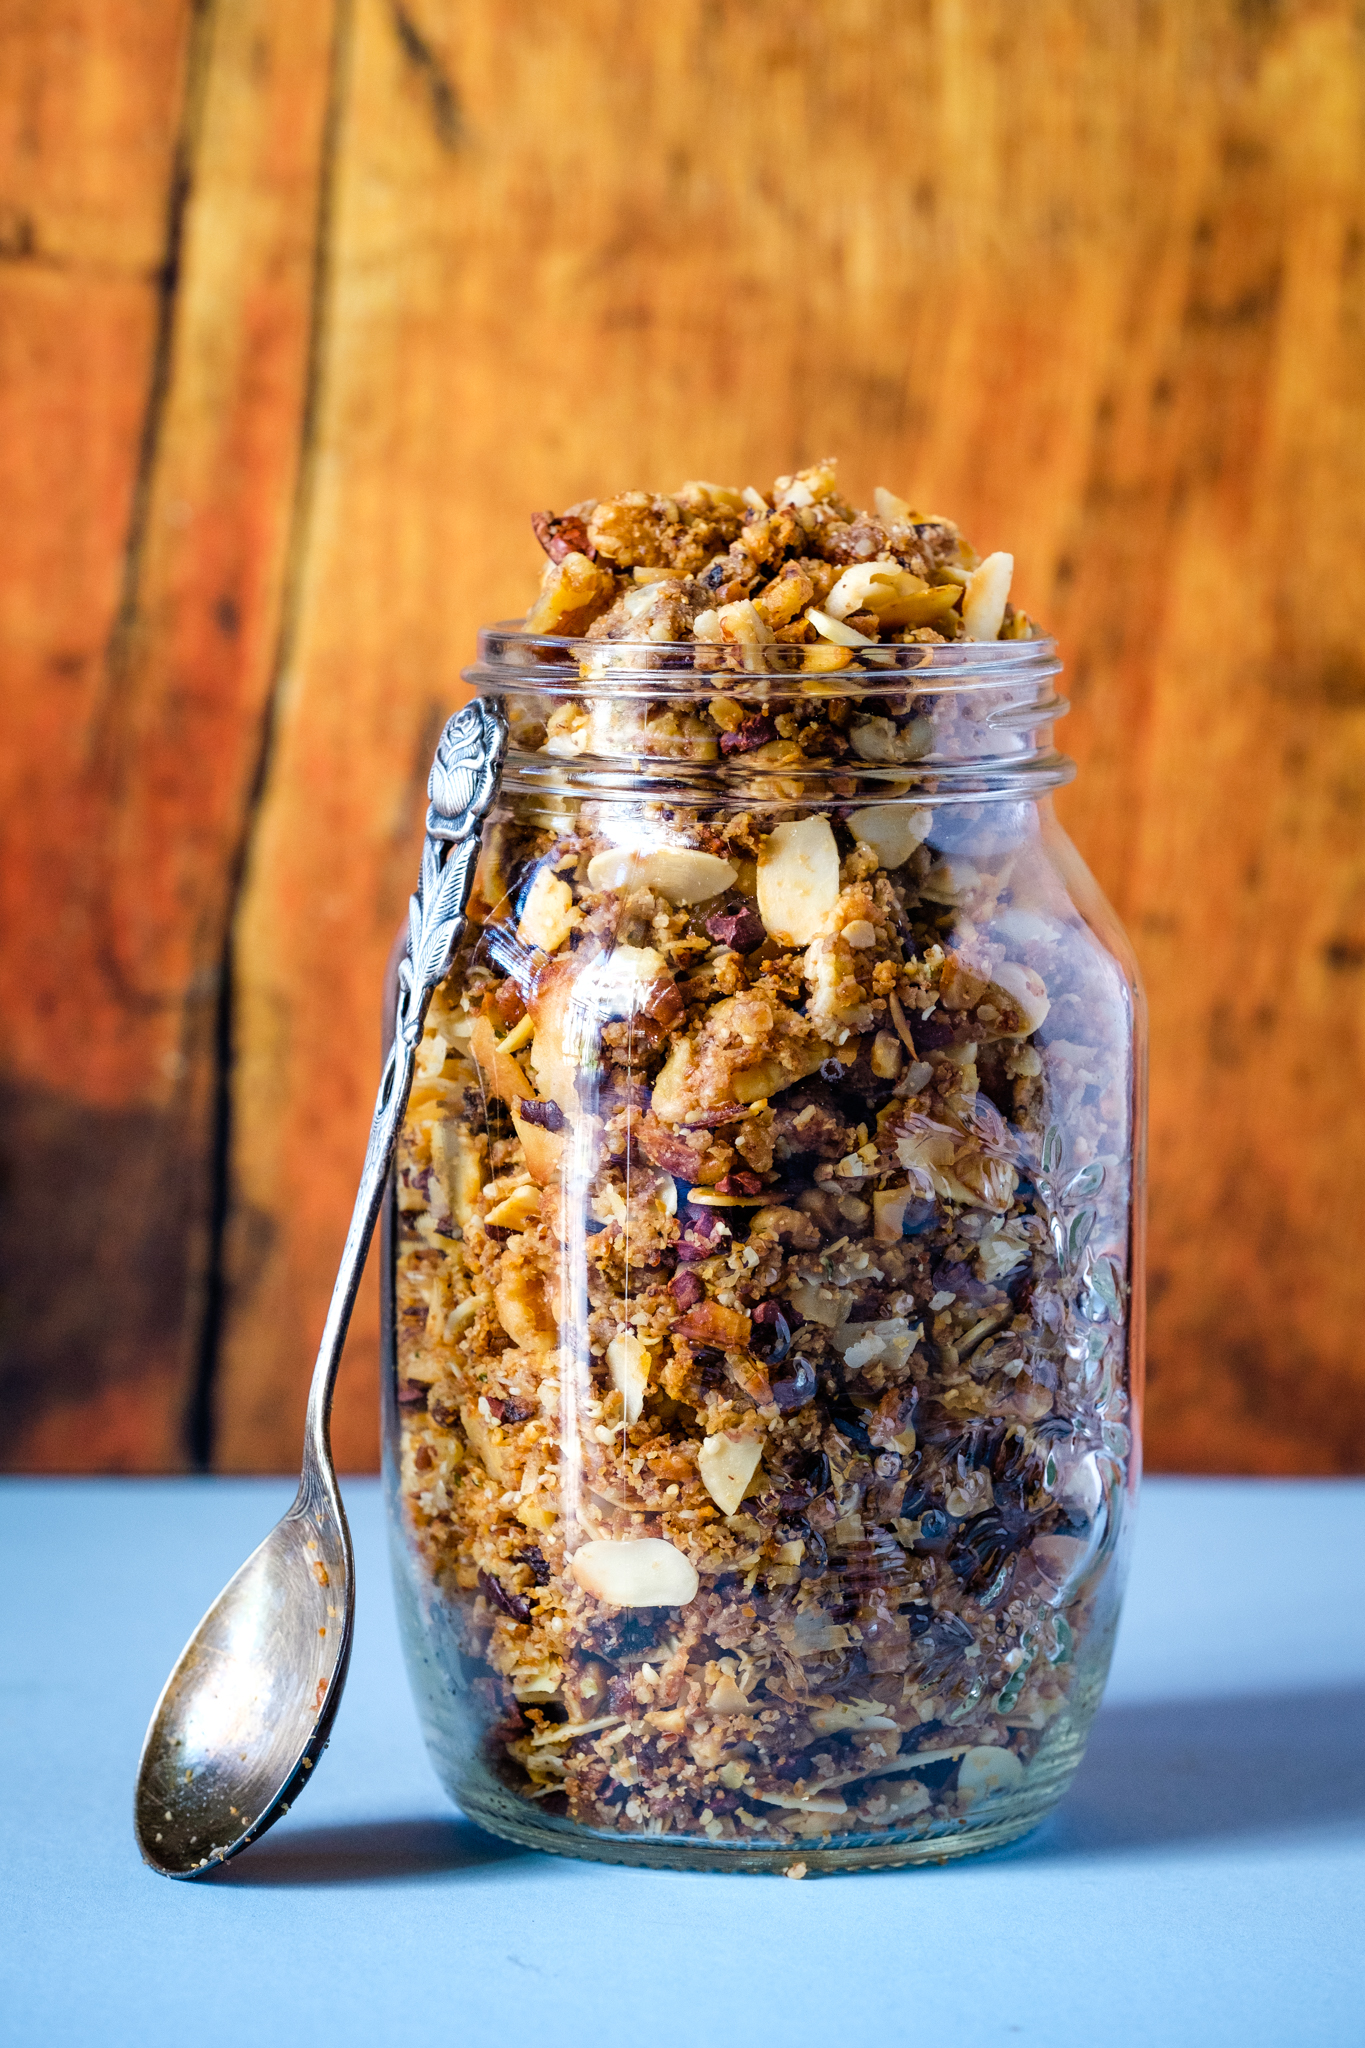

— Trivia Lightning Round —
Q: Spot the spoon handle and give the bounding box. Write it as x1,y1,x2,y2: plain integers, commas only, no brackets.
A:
301,698,508,1477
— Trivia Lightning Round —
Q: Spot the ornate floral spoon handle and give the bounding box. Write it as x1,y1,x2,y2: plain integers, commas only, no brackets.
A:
302,696,508,1470
134,697,506,1879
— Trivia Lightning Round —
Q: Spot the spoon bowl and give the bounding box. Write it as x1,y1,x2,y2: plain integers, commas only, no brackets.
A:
132,700,506,1879
134,1472,353,1877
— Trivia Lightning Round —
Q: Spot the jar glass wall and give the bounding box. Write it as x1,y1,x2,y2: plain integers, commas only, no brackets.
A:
383,631,1145,1873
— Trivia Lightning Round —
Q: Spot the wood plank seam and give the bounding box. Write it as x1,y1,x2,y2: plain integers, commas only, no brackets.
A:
191,0,357,1466
101,0,217,718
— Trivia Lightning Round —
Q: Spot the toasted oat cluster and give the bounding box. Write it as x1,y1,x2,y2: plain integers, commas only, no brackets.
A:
523,459,1033,652
391,470,1132,1857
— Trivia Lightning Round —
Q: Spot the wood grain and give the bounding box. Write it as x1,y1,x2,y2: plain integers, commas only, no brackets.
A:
0,0,336,1465
5,0,1363,1470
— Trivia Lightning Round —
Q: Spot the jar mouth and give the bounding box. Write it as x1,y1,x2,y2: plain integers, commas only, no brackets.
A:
465,621,1073,799
468,620,1063,700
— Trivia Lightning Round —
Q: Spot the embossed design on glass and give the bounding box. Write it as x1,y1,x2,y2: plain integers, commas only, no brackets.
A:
384,629,1144,1874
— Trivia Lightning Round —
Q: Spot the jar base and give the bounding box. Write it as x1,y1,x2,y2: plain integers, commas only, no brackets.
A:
449,1770,1065,1875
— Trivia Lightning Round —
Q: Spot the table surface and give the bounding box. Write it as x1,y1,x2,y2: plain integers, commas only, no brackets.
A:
2,1476,1362,2048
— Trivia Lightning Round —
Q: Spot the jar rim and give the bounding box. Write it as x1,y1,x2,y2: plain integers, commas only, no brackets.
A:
466,620,1062,701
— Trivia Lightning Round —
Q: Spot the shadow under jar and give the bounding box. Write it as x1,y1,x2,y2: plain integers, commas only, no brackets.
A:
383,626,1146,1873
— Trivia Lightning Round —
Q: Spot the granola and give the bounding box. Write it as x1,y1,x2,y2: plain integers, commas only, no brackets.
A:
390,462,1137,1864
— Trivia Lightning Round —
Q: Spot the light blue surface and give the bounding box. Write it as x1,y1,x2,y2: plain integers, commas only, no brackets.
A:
2,1476,1362,2048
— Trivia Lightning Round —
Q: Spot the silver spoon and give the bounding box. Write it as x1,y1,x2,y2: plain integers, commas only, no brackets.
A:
134,700,507,1879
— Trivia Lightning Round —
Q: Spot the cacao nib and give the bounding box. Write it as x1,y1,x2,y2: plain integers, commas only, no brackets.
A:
500,1396,535,1424
478,1569,532,1624
517,1096,565,1132
703,908,767,952
396,1378,428,1409
715,1169,762,1196
669,1270,705,1309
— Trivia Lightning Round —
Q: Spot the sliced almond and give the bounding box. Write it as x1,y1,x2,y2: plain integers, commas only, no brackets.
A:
874,485,911,523
849,802,932,870
570,1538,699,1609
517,868,577,953
648,1035,695,1123
806,606,877,648
585,845,737,905
752,1787,848,1815
808,1699,900,1735
990,959,1050,1036
430,1118,484,1227
606,1330,652,1425
697,1432,763,1516
872,1185,918,1242
824,558,910,620
707,1673,753,1716
956,1745,1025,1803
526,966,582,1118
510,1110,564,1190
961,551,1014,641
733,1036,838,1102
757,815,840,945
469,1015,533,1108
484,1183,542,1231
493,1256,556,1353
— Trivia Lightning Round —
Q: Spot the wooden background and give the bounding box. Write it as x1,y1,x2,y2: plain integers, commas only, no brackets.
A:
3,0,1363,1475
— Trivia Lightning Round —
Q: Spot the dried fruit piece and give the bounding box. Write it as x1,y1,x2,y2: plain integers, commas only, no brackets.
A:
961,551,1014,641
757,815,840,945
704,907,766,950
697,1432,764,1516
849,802,931,870
585,845,737,904
570,1538,699,1608
674,1300,752,1349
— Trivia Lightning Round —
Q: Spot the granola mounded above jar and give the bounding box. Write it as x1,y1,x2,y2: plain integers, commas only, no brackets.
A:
387,461,1141,1870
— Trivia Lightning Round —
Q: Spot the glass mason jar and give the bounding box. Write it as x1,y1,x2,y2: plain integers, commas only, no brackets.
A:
383,626,1145,1873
